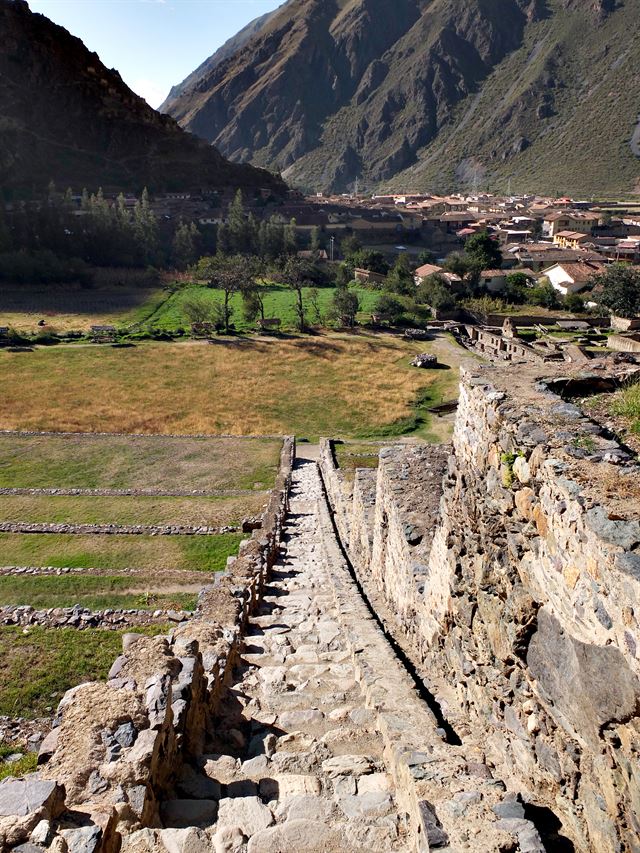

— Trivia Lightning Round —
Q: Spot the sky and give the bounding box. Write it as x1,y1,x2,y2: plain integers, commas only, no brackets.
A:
28,0,284,109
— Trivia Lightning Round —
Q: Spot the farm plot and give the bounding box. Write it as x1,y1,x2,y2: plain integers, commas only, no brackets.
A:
0,434,281,492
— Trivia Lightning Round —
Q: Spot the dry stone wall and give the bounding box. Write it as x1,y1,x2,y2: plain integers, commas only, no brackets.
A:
0,438,295,853
320,364,640,853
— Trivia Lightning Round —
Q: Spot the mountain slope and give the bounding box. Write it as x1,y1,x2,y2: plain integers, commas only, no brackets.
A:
164,0,640,195
0,0,284,196
159,7,280,113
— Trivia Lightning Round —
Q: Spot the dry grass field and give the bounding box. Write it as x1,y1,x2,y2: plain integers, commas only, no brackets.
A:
0,332,464,439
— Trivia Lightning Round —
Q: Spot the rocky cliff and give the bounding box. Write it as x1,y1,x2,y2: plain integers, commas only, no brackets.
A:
0,0,284,195
163,0,640,195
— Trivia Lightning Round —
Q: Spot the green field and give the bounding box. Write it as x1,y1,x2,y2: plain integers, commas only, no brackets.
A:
0,434,280,491
0,532,243,573
0,493,266,527
149,283,380,332
0,574,198,611
0,626,168,718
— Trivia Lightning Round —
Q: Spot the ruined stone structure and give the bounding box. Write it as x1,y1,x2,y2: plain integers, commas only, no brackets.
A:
320,363,640,853
4,362,640,852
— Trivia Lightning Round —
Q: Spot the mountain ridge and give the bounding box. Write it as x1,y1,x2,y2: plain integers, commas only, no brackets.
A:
0,0,284,196
163,0,640,196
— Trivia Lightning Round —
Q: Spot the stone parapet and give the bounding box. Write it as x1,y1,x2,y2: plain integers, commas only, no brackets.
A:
321,363,640,852
0,437,295,853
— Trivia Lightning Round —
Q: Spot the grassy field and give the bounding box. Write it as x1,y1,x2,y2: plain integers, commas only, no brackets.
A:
0,574,198,611
0,435,280,491
0,493,266,527
0,333,464,440
150,283,380,332
0,626,168,718
0,281,166,333
0,532,243,573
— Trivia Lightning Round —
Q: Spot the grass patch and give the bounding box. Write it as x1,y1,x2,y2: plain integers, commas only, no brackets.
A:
0,532,244,573
151,283,380,333
0,333,467,439
0,625,167,717
334,442,381,471
0,573,198,610
612,383,640,434
0,435,280,491
0,281,166,334
0,751,38,781
0,494,267,527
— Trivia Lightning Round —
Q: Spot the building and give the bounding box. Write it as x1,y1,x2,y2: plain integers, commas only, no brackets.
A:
413,263,463,291
480,269,509,293
543,211,601,238
543,261,606,295
553,231,591,250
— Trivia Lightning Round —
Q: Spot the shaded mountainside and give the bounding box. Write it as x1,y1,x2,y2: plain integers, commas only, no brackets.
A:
0,0,284,196
163,0,640,196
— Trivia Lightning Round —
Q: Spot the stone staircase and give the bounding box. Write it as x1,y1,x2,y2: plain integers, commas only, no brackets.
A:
121,459,543,853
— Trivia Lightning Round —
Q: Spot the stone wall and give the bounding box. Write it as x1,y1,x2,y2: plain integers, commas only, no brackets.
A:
320,366,640,853
0,437,295,853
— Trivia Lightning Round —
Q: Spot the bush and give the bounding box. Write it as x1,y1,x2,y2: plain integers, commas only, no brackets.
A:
564,293,585,313
374,293,406,325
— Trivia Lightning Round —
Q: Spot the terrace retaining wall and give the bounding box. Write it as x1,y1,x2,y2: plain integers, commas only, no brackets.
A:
0,438,295,853
320,366,640,853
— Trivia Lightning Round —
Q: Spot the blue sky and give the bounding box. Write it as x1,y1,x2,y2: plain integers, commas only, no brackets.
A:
28,0,284,108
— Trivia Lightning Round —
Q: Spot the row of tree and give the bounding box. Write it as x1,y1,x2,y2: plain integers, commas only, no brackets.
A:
0,187,304,280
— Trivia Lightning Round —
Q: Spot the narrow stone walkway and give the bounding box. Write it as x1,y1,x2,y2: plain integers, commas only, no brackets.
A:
175,459,412,852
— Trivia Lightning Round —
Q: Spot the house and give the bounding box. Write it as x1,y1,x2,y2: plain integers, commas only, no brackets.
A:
413,263,463,291
480,269,509,293
439,212,477,232
511,243,605,272
354,268,387,286
553,231,591,249
543,261,606,295
543,211,600,238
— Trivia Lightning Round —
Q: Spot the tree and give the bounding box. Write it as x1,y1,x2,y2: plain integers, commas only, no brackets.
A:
310,226,325,253
240,258,267,324
277,256,313,331
386,254,414,296
193,254,252,332
228,189,249,254
332,283,360,327
172,221,200,270
528,279,559,309
591,264,640,318
340,234,362,257
417,249,436,266
284,218,298,255
349,250,389,275
504,272,529,305
416,274,456,311
374,293,405,325
564,293,585,313
465,231,503,271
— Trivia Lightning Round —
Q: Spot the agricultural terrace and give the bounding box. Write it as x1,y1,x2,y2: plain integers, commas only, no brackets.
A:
0,434,278,613
0,332,465,440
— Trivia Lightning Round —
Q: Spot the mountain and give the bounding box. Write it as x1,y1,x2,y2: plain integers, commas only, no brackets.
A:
0,0,285,196
159,8,280,113
163,0,640,196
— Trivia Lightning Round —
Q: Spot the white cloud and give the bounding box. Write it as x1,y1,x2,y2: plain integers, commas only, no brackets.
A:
131,78,169,109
